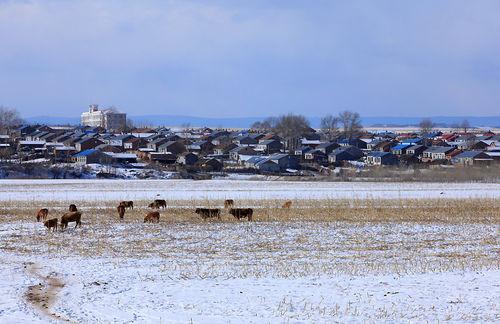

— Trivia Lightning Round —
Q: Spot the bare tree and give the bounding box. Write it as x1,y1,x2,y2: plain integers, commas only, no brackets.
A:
273,114,310,139
320,115,339,141
338,110,362,140
251,117,278,131
419,118,435,134
460,119,470,133
0,106,23,133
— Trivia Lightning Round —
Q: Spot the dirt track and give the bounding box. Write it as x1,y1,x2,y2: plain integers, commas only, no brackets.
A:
24,262,71,322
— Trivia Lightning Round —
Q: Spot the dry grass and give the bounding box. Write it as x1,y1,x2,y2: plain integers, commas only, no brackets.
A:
1,197,499,224
0,197,498,277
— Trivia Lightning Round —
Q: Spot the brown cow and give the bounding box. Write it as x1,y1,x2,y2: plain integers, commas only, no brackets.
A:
282,201,292,209
144,211,160,223
148,202,160,209
60,211,82,229
36,208,49,222
195,208,221,220
119,201,134,209
117,205,126,219
224,199,234,208
229,208,253,221
44,218,58,232
154,199,167,209
69,204,78,212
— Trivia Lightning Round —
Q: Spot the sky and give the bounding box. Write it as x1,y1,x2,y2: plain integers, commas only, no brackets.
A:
0,0,499,118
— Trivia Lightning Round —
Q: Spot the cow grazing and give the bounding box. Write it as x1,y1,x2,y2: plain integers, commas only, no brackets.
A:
144,211,160,223
195,208,221,220
60,211,82,229
43,218,58,232
154,199,167,209
36,208,49,222
117,205,126,219
119,201,134,209
224,199,234,208
148,202,160,209
68,204,78,212
229,208,253,221
282,201,292,209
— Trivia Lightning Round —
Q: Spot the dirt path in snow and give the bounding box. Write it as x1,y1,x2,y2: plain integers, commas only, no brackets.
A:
24,262,73,322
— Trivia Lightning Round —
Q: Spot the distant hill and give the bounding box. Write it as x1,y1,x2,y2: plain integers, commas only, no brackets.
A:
25,115,500,129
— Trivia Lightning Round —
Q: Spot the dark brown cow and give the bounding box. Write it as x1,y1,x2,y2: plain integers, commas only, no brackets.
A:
60,211,82,229
36,208,49,222
117,205,126,219
154,199,167,209
195,208,221,220
224,199,234,208
148,202,160,209
144,211,160,223
68,204,78,212
44,218,58,232
229,208,253,221
282,201,292,209
119,201,134,209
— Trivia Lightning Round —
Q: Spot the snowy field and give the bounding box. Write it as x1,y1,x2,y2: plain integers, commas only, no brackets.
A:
0,180,498,322
0,179,499,202
0,221,499,323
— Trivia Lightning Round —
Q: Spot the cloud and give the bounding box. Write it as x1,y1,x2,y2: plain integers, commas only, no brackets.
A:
0,0,499,117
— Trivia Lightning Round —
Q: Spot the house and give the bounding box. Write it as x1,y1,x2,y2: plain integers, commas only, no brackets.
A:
104,152,138,164
405,145,427,157
294,146,312,160
186,140,215,153
108,134,135,147
74,137,104,152
229,147,258,162
233,136,259,147
149,153,178,164
254,139,283,154
304,149,328,165
316,142,340,155
72,149,107,165
390,144,412,156
213,143,238,156
177,152,198,165
328,146,364,164
400,138,423,146
95,144,123,153
158,141,186,155
124,137,148,151
451,151,493,166
366,151,399,166
147,137,169,151
266,153,299,171
18,140,46,151
422,146,458,162
255,159,281,173
53,146,77,162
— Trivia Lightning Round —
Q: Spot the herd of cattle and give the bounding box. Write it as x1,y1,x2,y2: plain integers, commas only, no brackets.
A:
35,199,293,231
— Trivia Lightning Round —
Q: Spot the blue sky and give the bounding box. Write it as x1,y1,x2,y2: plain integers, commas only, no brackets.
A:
0,0,499,118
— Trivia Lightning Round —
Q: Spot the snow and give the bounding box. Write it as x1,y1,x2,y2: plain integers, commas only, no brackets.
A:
0,220,498,322
0,179,498,202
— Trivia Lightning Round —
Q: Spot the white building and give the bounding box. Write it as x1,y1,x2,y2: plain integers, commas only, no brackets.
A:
81,104,126,131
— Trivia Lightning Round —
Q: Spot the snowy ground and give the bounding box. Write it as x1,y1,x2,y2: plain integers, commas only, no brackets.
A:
0,180,498,322
0,219,499,322
0,179,498,202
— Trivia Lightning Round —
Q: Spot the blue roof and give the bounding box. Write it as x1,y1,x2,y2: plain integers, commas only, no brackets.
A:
401,138,422,144
392,144,411,150
368,151,392,157
454,151,485,158
73,149,98,157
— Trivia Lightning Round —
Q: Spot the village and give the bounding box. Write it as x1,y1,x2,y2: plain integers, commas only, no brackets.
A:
0,105,498,179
